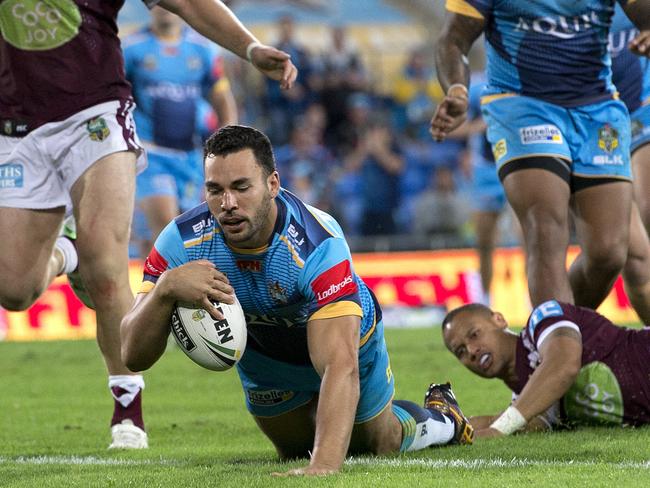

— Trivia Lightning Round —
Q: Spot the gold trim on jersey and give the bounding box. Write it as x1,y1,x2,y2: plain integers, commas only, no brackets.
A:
446,0,484,19
480,92,518,105
359,315,377,348
309,301,363,321
278,234,305,268
138,280,155,294
184,228,220,249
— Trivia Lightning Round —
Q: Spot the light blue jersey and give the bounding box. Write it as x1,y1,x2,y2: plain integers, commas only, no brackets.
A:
449,0,628,107
123,28,223,151
140,189,393,419
609,4,650,152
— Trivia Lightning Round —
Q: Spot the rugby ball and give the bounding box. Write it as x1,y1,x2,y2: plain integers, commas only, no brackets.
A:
170,298,247,371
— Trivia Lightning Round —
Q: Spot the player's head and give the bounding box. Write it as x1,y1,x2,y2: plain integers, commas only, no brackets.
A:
203,125,280,249
150,6,182,34
441,303,517,380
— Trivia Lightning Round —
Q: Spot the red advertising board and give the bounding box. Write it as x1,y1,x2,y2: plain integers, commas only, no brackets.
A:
2,247,640,341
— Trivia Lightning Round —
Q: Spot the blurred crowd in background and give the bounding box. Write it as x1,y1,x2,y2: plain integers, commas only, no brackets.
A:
121,6,520,255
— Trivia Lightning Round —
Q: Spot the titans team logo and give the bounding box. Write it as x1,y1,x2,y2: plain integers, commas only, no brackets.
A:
86,117,110,142
597,124,618,153
268,280,288,304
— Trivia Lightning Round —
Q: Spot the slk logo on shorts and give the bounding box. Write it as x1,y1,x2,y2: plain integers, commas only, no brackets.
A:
520,125,562,144
86,117,110,142
0,163,24,188
247,390,294,406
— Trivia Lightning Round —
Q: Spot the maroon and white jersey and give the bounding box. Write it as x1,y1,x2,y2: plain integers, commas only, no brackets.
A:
513,300,650,427
0,0,157,132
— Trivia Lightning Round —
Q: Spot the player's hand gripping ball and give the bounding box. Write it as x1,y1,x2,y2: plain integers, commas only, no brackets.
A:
171,298,247,371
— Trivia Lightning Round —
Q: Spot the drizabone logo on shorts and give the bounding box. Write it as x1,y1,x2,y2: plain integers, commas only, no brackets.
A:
0,0,81,51
312,260,357,306
519,125,562,145
247,390,294,406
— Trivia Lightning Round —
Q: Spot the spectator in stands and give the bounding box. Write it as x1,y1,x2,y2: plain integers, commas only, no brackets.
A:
413,166,470,241
317,25,370,147
392,46,444,141
274,120,338,209
263,14,316,144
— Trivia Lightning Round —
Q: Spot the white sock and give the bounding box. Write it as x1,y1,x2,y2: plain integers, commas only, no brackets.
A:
55,237,78,275
407,416,455,451
109,375,145,408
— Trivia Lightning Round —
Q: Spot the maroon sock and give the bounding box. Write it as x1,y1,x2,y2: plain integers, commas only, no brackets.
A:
110,387,145,431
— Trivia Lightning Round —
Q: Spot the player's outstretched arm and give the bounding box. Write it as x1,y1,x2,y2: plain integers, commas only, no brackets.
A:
624,0,650,56
430,12,485,141
157,0,297,89
484,328,582,437
274,315,361,477
121,260,234,371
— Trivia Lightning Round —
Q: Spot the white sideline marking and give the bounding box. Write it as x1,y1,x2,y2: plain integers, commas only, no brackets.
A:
346,457,650,470
0,456,179,466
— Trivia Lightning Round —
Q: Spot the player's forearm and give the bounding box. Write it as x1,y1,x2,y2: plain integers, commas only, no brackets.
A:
435,39,470,94
121,287,176,371
159,0,258,61
310,364,360,472
624,1,650,31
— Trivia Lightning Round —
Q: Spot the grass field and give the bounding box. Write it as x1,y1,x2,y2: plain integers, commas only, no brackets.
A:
1,327,649,487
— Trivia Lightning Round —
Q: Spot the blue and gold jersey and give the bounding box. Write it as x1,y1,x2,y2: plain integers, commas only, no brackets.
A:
610,3,650,113
140,189,380,365
123,28,227,151
448,0,628,107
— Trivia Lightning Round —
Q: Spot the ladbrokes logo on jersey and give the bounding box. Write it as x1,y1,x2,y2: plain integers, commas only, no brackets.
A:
311,260,357,306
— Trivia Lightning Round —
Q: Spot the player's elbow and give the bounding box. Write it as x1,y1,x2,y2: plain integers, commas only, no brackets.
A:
560,359,582,387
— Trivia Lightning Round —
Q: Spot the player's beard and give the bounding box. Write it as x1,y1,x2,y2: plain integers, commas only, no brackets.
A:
221,192,273,247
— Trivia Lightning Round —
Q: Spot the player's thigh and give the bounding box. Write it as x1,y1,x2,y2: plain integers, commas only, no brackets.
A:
632,143,650,230
253,397,318,459
572,180,632,260
70,150,137,260
139,194,180,238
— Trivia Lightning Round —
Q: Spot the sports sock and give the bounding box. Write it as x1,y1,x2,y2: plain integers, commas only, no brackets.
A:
54,236,78,275
392,400,454,452
109,375,145,430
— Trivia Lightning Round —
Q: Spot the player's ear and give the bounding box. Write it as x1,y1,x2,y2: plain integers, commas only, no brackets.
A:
267,170,280,197
492,312,508,330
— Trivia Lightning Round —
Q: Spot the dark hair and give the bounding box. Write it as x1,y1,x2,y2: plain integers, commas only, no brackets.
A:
441,303,492,335
204,125,276,176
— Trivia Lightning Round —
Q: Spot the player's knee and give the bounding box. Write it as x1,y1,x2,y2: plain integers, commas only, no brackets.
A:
585,244,627,275
0,274,44,311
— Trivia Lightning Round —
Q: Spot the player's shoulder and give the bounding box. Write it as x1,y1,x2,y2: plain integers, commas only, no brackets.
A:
277,190,347,261
173,202,218,248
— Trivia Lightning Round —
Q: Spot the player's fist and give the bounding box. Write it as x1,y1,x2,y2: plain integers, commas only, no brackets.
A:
249,44,298,90
630,30,650,57
430,88,469,142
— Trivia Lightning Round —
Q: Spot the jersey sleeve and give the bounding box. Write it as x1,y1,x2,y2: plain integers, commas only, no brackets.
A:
446,0,489,19
299,237,363,322
468,82,484,120
139,221,189,294
526,300,581,351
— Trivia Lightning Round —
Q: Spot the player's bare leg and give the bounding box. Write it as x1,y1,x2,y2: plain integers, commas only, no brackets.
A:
473,210,500,304
632,143,650,233
254,397,317,459
139,194,180,255
0,207,65,310
569,181,632,309
622,203,650,325
70,150,147,448
502,168,573,306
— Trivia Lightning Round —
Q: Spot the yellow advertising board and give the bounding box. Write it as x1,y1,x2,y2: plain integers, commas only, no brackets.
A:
1,247,640,341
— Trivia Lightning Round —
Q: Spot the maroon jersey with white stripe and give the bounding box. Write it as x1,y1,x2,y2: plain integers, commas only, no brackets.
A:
0,0,155,130
513,300,650,427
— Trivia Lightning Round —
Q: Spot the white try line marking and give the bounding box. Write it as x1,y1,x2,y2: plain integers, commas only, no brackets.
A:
346,457,650,470
0,456,180,466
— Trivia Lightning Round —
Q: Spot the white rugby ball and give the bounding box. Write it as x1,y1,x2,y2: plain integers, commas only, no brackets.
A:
170,298,247,371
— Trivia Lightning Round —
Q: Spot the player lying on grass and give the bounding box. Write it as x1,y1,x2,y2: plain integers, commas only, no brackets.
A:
121,125,474,476
442,301,650,437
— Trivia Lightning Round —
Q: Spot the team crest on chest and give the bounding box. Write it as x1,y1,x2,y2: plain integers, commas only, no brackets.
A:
86,117,110,142
597,124,619,153
268,280,288,304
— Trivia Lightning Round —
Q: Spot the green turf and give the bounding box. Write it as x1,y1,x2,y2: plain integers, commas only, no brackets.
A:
1,327,649,487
